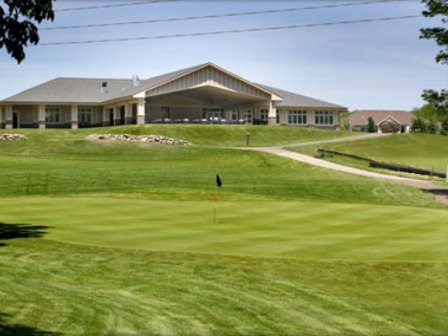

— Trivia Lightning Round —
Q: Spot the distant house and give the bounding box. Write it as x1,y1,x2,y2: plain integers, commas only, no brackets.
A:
0,62,346,129
349,110,414,133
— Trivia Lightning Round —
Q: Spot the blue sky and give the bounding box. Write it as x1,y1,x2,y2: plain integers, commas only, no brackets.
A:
0,0,446,110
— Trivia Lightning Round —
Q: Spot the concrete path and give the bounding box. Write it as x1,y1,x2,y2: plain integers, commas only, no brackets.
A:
282,133,391,148
230,134,448,204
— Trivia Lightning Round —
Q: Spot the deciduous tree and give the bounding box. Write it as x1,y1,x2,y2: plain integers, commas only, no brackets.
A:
0,0,55,63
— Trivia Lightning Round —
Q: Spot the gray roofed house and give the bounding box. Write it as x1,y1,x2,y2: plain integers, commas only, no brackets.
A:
0,62,347,129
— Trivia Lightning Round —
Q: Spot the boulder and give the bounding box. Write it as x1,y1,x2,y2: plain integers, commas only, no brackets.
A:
87,134,190,145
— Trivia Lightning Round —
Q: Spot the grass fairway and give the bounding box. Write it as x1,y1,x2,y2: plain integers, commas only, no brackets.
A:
0,126,447,335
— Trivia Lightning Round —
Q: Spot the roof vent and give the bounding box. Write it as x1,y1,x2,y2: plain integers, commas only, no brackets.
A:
100,81,108,93
132,75,140,87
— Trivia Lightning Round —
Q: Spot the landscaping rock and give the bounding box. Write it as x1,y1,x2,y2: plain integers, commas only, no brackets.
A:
87,134,190,145
0,134,27,141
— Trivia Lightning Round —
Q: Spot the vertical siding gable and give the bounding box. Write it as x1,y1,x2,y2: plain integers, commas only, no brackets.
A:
145,66,271,100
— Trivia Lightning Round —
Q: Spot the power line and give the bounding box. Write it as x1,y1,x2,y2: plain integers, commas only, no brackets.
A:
38,15,421,46
55,0,180,12
45,0,414,30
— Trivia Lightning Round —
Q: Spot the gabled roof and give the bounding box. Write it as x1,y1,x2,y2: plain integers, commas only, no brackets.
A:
106,63,210,101
2,78,134,104
1,62,345,110
349,110,413,126
256,84,346,109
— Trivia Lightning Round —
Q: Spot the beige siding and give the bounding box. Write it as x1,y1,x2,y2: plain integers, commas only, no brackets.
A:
79,106,102,124
146,67,271,100
13,105,38,125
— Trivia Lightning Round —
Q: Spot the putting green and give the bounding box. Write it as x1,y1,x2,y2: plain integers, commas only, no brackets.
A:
1,197,446,262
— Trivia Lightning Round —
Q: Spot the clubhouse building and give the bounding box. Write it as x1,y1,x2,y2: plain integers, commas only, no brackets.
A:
0,62,346,129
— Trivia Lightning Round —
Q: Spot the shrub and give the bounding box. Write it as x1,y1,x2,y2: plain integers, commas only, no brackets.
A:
411,117,427,133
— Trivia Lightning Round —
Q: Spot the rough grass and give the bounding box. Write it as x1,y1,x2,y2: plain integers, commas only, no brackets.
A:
1,239,447,336
0,127,447,335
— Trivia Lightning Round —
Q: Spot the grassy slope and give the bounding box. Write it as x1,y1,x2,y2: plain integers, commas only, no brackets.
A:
292,133,448,173
1,239,446,336
0,132,438,207
0,127,447,335
1,124,354,147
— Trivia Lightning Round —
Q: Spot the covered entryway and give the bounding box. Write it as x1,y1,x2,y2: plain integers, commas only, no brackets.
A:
135,63,282,125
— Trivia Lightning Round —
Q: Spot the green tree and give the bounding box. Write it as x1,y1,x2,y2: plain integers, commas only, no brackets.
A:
367,117,377,133
420,0,447,134
0,0,55,63
411,117,428,133
421,89,448,119
441,118,448,135
427,119,439,134
420,0,448,65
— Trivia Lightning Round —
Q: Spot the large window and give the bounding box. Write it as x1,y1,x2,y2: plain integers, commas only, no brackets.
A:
288,110,307,125
79,107,92,124
315,111,334,125
203,108,224,121
45,107,60,123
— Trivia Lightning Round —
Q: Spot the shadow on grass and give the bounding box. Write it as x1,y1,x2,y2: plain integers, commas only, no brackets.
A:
0,313,60,336
0,223,48,246
426,188,448,205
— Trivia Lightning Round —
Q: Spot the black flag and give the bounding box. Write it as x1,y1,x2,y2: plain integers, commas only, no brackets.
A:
216,174,222,188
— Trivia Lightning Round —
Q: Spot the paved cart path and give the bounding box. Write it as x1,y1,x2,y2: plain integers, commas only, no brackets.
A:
230,134,448,204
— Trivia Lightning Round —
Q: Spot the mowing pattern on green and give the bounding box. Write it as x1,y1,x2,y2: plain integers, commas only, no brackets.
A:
0,198,446,262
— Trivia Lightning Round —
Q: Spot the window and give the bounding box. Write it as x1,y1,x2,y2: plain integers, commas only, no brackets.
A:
259,109,268,122
203,108,224,121
243,110,252,124
231,111,238,121
315,111,334,125
79,107,92,124
288,110,307,125
45,107,60,123
276,111,280,124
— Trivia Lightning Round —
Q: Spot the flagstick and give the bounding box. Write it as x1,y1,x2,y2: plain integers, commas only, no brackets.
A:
213,174,222,224
213,187,218,224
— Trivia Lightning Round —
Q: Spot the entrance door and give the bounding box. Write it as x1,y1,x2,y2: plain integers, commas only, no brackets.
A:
12,112,19,128
109,110,114,126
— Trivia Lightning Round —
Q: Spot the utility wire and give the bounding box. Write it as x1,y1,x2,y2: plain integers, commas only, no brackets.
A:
44,0,415,31
55,0,180,12
38,15,421,46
